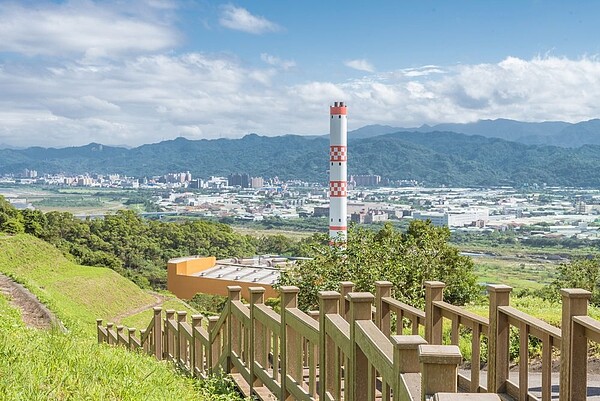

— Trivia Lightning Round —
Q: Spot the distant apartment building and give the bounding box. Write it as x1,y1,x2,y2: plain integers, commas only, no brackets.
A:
350,174,381,187
165,171,191,184
22,169,38,178
77,176,94,187
251,177,264,188
412,208,489,228
313,206,329,217
228,173,250,188
350,209,389,224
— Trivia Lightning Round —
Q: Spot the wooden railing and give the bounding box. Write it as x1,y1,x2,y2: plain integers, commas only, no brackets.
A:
98,281,597,401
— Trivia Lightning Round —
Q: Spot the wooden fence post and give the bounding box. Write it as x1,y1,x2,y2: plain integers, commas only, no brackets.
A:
96,319,103,343
375,281,393,336
348,292,374,401
208,316,220,372
319,290,341,401
487,284,512,393
106,322,114,345
165,309,175,361
560,288,591,401
177,311,187,366
280,286,300,401
152,307,162,360
249,287,266,393
128,328,136,350
392,334,428,373
425,281,445,344
391,335,428,401
418,344,462,401
340,281,354,320
192,314,203,377
116,325,124,346
227,286,241,373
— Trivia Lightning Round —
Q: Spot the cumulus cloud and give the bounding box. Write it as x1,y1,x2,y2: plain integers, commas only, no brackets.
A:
2,52,600,148
345,59,375,72
0,1,178,57
261,53,296,70
219,5,280,34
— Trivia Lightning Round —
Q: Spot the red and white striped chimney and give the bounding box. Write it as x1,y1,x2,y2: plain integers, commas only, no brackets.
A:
329,101,347,242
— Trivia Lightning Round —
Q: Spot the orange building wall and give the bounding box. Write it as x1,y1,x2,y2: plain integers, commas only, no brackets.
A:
167,257,278,301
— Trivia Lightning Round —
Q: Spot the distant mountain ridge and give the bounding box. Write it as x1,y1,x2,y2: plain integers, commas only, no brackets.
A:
2,130,600,186
350,118,600,147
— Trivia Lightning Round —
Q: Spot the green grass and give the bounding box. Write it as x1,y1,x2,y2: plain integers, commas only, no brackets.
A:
473,258,556,291
0,234,193,335
0,234,247,400
0,294,228,400
121,298,201,331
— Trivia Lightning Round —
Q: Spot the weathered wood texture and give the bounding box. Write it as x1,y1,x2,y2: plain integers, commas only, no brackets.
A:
98,281,597,401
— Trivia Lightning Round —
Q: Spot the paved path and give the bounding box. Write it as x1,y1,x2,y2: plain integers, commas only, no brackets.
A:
460,370,600,399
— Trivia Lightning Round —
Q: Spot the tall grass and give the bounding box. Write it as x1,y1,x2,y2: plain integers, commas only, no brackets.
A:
0,295,211,400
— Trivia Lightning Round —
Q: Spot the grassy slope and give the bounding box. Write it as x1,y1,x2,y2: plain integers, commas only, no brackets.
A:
0,295,209,400
0,234,157,334
0,234,244,400
0,234,197,335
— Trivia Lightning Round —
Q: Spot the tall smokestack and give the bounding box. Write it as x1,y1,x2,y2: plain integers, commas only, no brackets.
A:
329,101,348,242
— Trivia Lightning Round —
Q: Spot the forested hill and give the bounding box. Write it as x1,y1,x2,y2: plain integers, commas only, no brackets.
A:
2,131,600,186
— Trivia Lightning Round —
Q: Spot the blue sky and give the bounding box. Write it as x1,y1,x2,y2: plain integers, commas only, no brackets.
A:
1,0,600,147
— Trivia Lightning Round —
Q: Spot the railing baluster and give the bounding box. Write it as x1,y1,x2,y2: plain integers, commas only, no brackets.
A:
165,310,175,361
192,314,203,377
518,322,529,401
541,332,551,401
249,287,266,392
177,311,187,366
471,323,481,392
153,307,162,360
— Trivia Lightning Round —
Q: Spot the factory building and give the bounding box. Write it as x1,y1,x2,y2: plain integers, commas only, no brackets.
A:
167,255,309,301
412,208,489,228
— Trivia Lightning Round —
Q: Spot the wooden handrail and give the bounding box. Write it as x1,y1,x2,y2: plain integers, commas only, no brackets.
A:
573,315,600,342
97,280,600,401
285,307,319,344
499,305,561,345
433,300,489,330
355,320,393,374
253,303,281,332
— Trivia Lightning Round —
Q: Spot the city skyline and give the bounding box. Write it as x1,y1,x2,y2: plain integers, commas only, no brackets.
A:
1,1,600,147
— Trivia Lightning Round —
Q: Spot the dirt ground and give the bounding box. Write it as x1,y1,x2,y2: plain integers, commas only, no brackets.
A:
0,273,58,330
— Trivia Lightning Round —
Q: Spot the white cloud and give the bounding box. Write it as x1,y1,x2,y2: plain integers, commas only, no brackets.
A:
219,5,280,34
345,59,375,73
2,53,600,148
261,53,296,70
0,1,178,57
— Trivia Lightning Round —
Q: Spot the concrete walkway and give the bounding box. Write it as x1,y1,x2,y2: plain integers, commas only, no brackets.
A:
460,370,600,399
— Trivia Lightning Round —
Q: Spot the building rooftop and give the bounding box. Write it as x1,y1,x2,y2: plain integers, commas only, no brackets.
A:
182,256,309,286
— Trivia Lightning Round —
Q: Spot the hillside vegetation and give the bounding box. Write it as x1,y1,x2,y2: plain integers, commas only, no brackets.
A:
4,130,600,185
1,197,256,290
0,234,189,334
0,234,246,400
0,295,212,400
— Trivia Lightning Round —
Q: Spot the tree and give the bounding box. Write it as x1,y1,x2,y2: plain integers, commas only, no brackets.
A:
553,257,600,305
277,221,479,311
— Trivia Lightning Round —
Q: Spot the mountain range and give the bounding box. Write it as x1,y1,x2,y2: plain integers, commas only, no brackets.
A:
2,124,600,186
350,118,600,147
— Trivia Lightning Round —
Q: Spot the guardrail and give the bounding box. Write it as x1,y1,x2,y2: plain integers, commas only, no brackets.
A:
98,281,596,401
